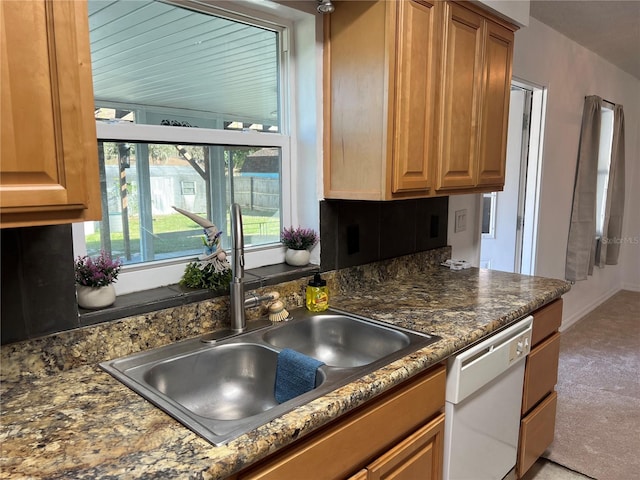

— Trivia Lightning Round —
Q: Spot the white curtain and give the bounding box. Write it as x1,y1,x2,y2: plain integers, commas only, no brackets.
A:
565,96,625,282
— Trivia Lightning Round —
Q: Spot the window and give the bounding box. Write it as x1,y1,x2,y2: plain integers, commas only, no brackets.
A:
74,0,318,294
595,106,614,237
481,192,497,238
181,181,196,196
91,141,282,264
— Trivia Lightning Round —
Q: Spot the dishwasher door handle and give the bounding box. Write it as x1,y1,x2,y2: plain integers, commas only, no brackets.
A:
446,316,533,404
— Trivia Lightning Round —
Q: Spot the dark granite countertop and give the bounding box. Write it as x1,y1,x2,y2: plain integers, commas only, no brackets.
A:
0,265,570,479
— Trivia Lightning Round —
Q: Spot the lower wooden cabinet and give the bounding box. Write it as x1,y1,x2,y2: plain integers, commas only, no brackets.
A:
518,391,558,476
348,470,369,480
530,298,562,346
238,365,445,480
364,413,444,480
517,299,563,478
521,332,560,413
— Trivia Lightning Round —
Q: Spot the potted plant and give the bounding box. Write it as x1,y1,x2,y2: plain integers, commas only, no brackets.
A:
74,250,122,309
281,226,319,266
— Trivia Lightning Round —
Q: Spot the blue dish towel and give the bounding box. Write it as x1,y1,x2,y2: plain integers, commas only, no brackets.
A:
275,348,324,404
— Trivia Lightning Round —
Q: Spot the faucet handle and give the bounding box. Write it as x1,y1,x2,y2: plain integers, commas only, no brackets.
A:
244,291,280,309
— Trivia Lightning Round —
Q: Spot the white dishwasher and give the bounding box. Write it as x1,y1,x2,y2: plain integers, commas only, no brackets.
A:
443,316,533,480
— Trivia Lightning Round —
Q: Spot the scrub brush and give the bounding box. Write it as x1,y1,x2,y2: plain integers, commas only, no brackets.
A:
268,292,290,322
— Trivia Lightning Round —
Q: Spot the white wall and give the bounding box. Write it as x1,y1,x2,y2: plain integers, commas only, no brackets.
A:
621,119,640,291
474,0,530,27
448,194,481,266
511,18,640,328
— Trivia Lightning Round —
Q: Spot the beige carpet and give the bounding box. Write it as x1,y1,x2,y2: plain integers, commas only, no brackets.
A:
543,290,640,480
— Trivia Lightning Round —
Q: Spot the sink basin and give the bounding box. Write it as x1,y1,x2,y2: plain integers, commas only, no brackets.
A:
263,315,411,367
100,308,439,445
139,343,323,420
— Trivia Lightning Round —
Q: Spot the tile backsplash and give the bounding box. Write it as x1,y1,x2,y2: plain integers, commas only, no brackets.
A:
1,225,79,344
320,197,449,271
1,246,451,381
1,197,448,345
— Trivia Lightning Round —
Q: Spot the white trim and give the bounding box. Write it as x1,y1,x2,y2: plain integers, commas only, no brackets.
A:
481,192,497,239
621,282,640,292
528,85,547,275
96,123,290,148
513,77,547,276
72,222,88,258
113,245,293,294
559,286,620,332
172,0,308,26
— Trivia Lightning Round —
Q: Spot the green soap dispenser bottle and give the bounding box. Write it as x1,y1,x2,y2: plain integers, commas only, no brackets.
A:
306,273,329,312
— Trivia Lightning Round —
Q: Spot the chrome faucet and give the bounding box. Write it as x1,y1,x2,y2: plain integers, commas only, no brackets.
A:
228,203,279,334
230,203,246,332
197,203,278,343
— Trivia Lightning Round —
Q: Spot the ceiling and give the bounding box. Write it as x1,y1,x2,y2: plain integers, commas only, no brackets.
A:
88,0,280,126
88,0,639,123
529,0,640,80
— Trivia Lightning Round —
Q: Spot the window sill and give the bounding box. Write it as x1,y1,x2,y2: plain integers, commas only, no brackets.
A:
79,263,318,327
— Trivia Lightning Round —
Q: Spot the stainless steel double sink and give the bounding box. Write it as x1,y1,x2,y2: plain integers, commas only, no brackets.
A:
100,308,440,445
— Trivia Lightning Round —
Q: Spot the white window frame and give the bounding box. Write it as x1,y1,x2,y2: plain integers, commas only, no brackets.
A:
481,192,497,239
72,0,318,296
595,106,614,237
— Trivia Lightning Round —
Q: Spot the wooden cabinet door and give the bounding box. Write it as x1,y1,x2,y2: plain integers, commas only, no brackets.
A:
366,413,444,480
391,0,438,194
239,366,446,480
0,0,100,227
323,0,389,200
522,332,560,414
436,2,483,190
476,20,513,187
531,299,563,346
518,391,558,478
349,470,369,480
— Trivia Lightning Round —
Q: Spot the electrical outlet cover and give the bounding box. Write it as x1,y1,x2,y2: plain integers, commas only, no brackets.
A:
455,209,467,233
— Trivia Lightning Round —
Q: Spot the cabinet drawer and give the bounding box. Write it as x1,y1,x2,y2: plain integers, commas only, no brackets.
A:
366,413,444,480
518,391,557,478
239,365,445,480
531,299,562,346
522,332,560,414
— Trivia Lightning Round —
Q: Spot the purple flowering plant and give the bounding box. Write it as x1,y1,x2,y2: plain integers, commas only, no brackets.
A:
74,250,122,287
280,226,319,251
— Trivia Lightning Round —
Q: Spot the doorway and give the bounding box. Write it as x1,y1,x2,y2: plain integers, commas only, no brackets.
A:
480,80,546,275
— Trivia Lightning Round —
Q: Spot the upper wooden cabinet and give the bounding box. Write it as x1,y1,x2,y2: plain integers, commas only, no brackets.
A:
390,0,439,195
435,2,483,190
477,20,514,188
436,2,514,191
1,0,101,228
324,0,439,200
324,0,516,200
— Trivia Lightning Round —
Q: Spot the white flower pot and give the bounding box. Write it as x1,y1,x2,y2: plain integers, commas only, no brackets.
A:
76,284,116,309
284,248,310,266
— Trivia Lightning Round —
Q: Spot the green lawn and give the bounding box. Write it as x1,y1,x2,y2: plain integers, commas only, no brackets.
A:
86,212,281,258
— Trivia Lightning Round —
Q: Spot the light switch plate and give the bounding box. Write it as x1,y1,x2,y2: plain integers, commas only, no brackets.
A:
454,209,467,233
